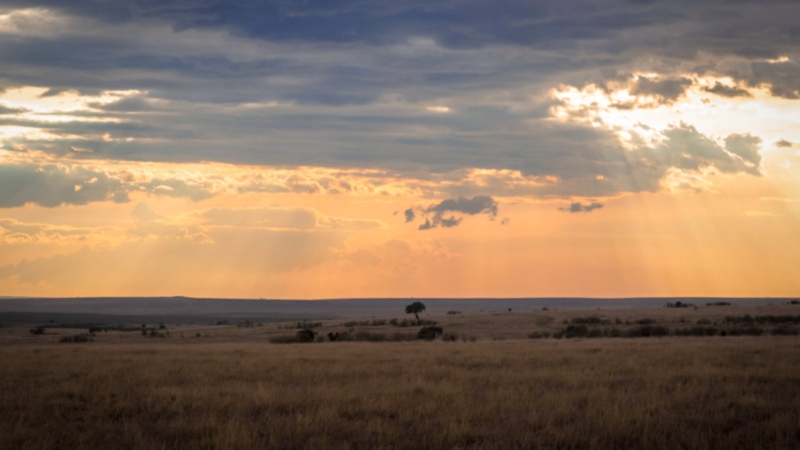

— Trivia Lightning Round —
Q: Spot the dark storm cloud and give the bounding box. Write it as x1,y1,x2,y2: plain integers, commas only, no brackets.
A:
0,0,793,199
749,60,800,99
702,83,752,98
410,196,498,230
630,76,693,103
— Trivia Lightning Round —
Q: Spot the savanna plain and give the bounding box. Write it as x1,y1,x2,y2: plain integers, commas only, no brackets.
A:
1,302,800,450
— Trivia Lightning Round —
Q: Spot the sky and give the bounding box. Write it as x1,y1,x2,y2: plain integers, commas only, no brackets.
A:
0,0,799,299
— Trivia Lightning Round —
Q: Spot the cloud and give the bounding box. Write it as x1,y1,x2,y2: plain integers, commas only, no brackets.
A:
129,203,211,244
137,178,215,202
404,208,415,223
560,202,603,213
775,139,794,148
0,163,129,208
409,195,498,230
630,76,693,104
0,1,794,205
702,83,752,98
725,134,762,166
196,206,383,231
0,218,119,245
0,104,27,114
749,59,800,100
131,202,160,223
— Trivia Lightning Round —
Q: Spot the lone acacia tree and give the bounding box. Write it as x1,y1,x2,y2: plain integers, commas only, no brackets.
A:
405,301,426,324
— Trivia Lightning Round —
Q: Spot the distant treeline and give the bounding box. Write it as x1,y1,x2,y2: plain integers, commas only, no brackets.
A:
528,314,800,340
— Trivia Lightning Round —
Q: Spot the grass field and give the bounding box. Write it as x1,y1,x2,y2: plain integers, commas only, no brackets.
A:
2,336,800,449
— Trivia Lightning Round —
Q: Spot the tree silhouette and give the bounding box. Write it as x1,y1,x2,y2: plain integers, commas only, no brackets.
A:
405,301,426,324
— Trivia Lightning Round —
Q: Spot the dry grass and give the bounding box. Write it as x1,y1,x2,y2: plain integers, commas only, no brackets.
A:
2,337,800,449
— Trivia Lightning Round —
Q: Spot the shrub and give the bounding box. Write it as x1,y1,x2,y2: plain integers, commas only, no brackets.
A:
726,327,764,336
446,311,461,315
343,331,415,342
29,326,45,335
277,321,323,329
270,335,302,344
789,300,800,305
624,325,669,337
725,314,800,325
635,319,655,325
442,332,459,342
354,331,387,342
771,326,798,336
674,327,718,337
417,326,444,341
296,329,317,343
555,325,589,339
391,318,436,327
571,316,605,325
59,333,92,343
587,328,605,338
666,301,691,308
527,331,551,339
706,302,732,306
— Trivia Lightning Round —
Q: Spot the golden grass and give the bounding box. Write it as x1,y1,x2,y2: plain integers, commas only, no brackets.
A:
2,337,800,449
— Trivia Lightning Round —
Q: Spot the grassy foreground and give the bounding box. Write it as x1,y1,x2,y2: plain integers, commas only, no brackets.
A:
1,338,799,449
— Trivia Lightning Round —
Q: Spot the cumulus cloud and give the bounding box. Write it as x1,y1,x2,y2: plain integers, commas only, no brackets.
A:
0,0,793,205
560,202,603,213
407,196,498,230
0,218,101,244
702,83,752,98
0,163,129,208
137,178,215,202
725,134,762,166
630,76,694,104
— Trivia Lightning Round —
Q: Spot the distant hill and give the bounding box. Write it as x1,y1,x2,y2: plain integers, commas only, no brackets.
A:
0,296,787,323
